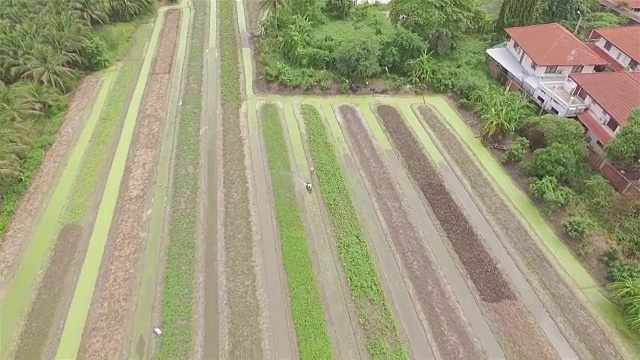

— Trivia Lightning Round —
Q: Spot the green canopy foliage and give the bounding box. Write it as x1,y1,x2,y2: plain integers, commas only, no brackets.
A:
605,109,640,167
496,0,538,33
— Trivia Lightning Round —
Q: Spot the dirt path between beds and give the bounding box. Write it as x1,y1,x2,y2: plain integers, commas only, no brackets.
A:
77,10,181,360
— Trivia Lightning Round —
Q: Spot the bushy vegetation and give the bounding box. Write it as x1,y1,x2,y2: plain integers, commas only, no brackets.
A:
260,103,332,359
605,109,640,167
301,104,407,359
0,0,154,242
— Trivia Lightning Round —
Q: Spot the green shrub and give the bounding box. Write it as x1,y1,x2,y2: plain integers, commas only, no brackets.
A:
503,136,529,164
563,215,595,239
608,276,640,332
529,175,574,211
604,248,640,281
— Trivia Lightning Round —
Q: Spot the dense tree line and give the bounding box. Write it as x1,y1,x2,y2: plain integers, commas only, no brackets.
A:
0,0,154,216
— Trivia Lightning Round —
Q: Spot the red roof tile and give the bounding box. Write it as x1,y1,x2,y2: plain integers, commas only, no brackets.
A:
505,23,609,66
570,72,640,125
586,44,625,71
578,111,614,145
592,26,640,63
629,72,640,81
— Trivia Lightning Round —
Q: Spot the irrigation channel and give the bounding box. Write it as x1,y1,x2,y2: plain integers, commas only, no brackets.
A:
0,0,638,358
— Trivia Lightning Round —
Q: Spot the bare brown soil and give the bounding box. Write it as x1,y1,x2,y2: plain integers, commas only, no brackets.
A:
337,104,480,359
14,224,83,360
376,104,556,359
0,76,101,289
77,10,181,360
417,105,623,360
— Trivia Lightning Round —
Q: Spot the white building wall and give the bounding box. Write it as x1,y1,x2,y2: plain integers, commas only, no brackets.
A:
584,130,605,154
595,37,633,68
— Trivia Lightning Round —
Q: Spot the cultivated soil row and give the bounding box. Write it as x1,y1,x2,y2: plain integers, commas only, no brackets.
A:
336,104,480,359
0,75,101,288
219,0,264,357
416,104,623,360
77,10,181,359
375,104,556,360
13,27,154,360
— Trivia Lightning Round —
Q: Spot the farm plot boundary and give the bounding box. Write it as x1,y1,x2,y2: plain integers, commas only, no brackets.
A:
374,104,556,360
77,8,184,360
300,103,407,360
417,100,635,359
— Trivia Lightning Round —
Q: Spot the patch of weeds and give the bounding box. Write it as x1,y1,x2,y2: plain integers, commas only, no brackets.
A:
300,104,407,359
260,103,332,359
157,1,205,358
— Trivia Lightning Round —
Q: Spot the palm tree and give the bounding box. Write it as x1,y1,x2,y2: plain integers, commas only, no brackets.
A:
609,276,640,332
109,0,154,22
13,44,77,92
69,0,111,25
260,0,289,29
17,82,66,116
0,86,40,123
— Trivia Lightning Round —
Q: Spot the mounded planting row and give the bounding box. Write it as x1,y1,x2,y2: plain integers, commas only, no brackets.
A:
415,104,622,360
300,104,407,360
336,104,479,358
78,10,182,359
375,104,556,360
157,2,206,359
13,26,153,360
260,103,332,360
220,0,263,357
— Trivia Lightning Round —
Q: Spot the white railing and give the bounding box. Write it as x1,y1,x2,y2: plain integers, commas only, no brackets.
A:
538,81,587,115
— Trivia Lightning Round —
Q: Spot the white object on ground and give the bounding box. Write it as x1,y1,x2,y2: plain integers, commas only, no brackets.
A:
153,327,162,335
306,183,313,192
310,167,315,174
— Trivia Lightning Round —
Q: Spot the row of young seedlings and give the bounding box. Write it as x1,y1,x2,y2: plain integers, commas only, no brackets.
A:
157,0,205,358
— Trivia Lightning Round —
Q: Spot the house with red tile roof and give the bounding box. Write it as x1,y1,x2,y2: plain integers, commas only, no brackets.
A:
487,23,609,117
587,26,640,71
569,72,640,153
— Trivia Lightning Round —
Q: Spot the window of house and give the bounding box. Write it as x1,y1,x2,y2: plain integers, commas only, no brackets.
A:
545,66,559,74
551,107,559,115
513,42,521,53
537,96,545,103
531,62,538,70
596,140,604,148
616,52,624,60
572,65,584,73
630,60,639,69
576,87,588,100
606,119,619,132
604,41,613,50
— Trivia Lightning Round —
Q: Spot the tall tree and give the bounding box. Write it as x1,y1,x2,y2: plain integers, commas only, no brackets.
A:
496,0,539,33
538,0,591,27
389,0,488,55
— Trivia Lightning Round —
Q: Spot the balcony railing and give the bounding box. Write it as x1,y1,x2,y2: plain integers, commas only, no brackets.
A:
538,81,587,115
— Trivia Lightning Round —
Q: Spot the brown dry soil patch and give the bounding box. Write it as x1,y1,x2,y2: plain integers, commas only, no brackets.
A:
0,76,101,287
376,104,556,360
417,105,623,360
337,105,479,359
14,224,83,360
77,10,180,360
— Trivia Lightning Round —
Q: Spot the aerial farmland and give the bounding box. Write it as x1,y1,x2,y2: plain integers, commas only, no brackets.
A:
0,0,639,359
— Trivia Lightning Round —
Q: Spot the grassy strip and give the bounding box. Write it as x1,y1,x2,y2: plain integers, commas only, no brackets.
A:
156,1,205,358
64,30,149,224
300,104,407,359
260,103,333,359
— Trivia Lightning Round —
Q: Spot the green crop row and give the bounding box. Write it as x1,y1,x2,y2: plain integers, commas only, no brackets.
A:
65,27,150,224
156,1,205,358
220,0,240,106
260,103,333,359
300,104,407,359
